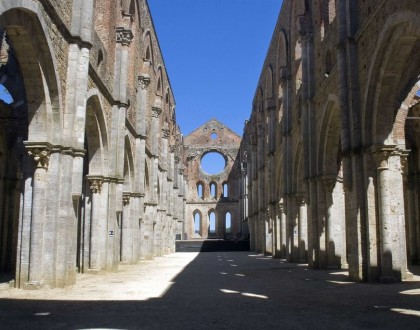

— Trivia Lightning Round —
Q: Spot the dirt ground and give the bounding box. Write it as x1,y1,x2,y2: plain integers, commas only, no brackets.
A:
0,252,419,329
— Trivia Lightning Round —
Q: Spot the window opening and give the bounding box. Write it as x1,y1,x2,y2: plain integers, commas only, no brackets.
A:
225,212,232,234
210,182,217,198
209,212,216,234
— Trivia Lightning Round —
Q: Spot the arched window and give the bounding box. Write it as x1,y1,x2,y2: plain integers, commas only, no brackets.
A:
209,211,216,235
194,212,201,235
197,182,204,199
225,212,232,234
210,182,217,199
223,183,229,198
145,46,151,61
320,0,336,40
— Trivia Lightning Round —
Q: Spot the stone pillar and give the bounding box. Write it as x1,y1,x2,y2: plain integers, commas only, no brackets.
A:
121,193,132,264
317,178,327,269
26,145,50,287
286,195,295,262
373,147,409,282
273,203,281,258
279,202,287,258
406,177,418,263
323,176,338,268
307,178,319,268
296,194,308,262
87,176,103,270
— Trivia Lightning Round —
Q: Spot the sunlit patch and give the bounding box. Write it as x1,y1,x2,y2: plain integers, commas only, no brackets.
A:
297,264,308,267
391,308,420,317
220,289,239,294
330,271,348,276
227,260,234,262
327,280,354,285
220,289,268,299
34,312,50,316
241,292,268,299
220,272,228,275
400,288,420,295
235,274,245,277
248,254,260,257
256,257,271,260
230,264,237,267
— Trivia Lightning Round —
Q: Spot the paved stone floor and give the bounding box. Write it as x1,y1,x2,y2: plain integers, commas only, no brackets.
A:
0,252,420,329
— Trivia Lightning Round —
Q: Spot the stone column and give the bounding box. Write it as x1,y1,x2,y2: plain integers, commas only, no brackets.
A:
86,176,103,270
121,193,132,263
406,177,418,263
296,194,308,262
307,178,319,268
26,145,50,287
286,195,295,262
279,202,287,258
317,177,327,268
322,175,338,268
373,147,409,282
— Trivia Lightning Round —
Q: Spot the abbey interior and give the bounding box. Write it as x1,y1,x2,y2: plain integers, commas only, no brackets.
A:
0,0,419,289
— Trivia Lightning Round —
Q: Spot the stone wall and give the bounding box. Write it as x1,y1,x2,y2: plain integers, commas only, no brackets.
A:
0,0,186,289
241,0,420,282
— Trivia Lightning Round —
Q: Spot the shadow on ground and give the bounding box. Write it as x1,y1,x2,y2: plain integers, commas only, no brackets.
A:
0,253,420,330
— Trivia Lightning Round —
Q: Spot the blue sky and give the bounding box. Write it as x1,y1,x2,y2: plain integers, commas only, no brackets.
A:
147,0,282,136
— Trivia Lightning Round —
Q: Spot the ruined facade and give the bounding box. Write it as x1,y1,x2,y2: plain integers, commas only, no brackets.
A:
241,0,420,282
183,119,246,240
0,0,186,289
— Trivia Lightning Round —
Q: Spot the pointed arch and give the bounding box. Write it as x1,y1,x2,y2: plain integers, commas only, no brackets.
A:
123,136,134,192
364,11,420,146
0,4,63,143
318,95,341,176
85,91,109,176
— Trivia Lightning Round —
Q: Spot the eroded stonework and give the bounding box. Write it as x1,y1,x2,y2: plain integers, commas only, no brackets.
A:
183,119,247,240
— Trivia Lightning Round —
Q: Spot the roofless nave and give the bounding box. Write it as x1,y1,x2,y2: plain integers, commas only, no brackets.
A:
0,0,419,288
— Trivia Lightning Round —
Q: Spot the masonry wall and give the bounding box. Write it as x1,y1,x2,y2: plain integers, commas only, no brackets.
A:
183,119,245,240
241,0,420,282
0,0,186,289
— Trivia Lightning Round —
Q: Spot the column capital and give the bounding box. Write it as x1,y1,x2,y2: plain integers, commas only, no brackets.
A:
138,75,151,90
151,107,162,118
25,143,52,170
169,145,176,153
371,145,397,170
123,193,131,206
321,175,337,193
295,193,306,206
86,176,103,194
116,27,133,46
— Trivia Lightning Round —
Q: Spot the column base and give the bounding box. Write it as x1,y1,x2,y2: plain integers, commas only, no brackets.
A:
403,271,414,280
23,280,45,290
86,268,101,275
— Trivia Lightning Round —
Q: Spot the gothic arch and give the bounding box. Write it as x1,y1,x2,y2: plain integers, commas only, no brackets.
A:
318,96,341,176
142,30,154,65
85,92,109,176
277,30,289,69
123,136,134,192
363,11,420,146
265,66,274,100
0,3,63,144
